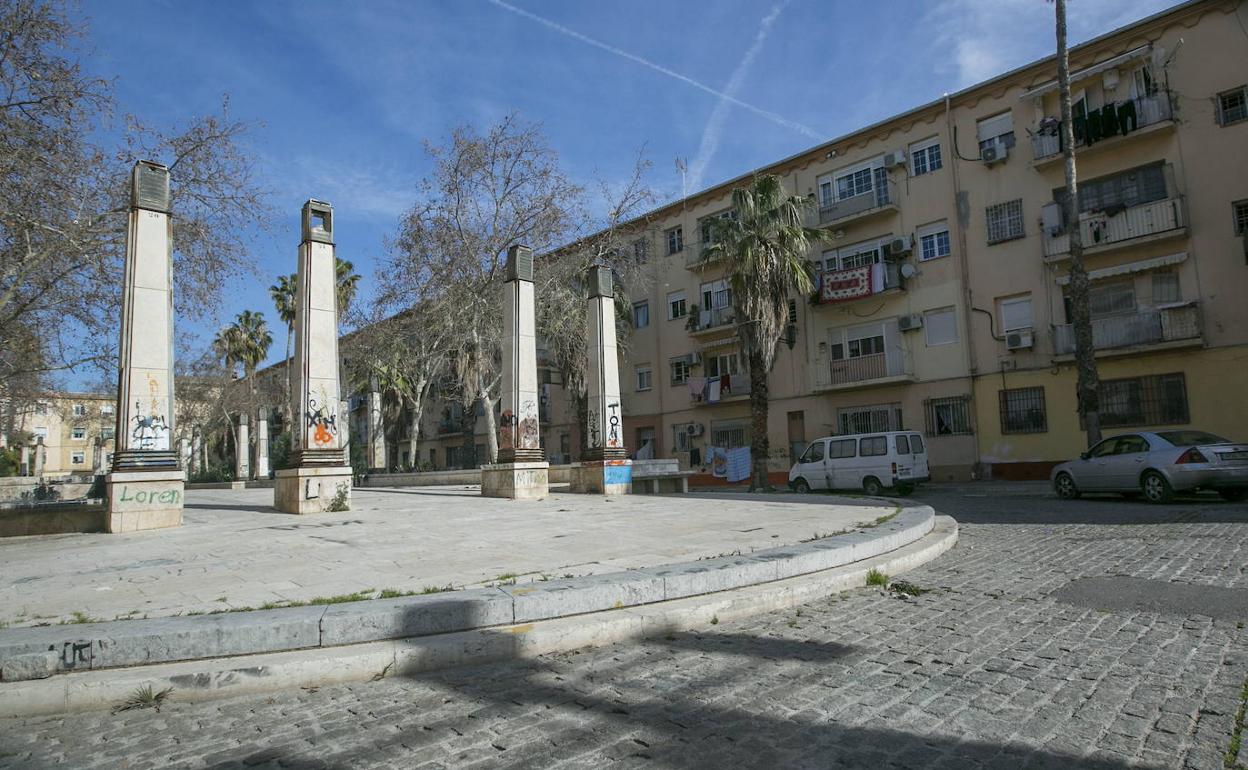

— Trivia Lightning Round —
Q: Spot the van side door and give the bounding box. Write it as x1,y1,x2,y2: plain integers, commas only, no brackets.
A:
827,438,856,489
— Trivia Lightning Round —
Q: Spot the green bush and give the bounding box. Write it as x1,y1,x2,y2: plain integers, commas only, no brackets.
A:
269,432,293,471
189,463,233,484
0,447,20,477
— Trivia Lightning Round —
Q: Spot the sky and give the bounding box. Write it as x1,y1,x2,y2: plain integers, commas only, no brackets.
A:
73,0,1180,380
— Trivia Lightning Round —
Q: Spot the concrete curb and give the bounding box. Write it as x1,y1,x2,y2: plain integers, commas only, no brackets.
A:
0,516,957,717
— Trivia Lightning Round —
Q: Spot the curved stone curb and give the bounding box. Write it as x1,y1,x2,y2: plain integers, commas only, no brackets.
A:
0,516,957,717
0,505,935,685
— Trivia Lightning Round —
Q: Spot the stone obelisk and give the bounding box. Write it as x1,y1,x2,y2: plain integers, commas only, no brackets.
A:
254,408,270,479
366,376,386,472
274,200,352,513
105,160,184,532
481,245,548,499
571,265,631,494
234,413,250,482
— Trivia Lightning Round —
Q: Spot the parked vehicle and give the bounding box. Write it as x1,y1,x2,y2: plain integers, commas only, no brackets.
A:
788,431,930,496
1051,430,1248,503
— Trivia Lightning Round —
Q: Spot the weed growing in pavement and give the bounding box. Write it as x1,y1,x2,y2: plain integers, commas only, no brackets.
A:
325,485,350,512
61,611,98,625
865,569,889,587
112,685,173,714
420,584,456,594
1226,676,1248,768
710,615,719,625
888,579,931,597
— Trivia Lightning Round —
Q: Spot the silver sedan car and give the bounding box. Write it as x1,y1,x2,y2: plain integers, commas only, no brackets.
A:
1051,430,1248,503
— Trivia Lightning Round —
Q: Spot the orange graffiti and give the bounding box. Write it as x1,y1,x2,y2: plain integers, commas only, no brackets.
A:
314,423,333,446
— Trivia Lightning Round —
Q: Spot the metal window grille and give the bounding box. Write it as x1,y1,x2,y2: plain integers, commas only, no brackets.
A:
711,423,748,448
1234,201,1248,235
1218,86,1247,125
924,396,973,436
986,200,1024,244
837,404,902,434
1092,372,1189,429
999,387,1047,434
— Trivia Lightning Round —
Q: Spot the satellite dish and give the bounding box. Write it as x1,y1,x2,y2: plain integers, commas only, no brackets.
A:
1151,46,1167,68
900,263,918,279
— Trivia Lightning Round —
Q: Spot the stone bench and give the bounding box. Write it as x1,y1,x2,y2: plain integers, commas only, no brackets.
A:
630,459,694,494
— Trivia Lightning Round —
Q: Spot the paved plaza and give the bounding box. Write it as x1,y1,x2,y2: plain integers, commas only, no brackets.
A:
0,488,895,627
1,489,1245,769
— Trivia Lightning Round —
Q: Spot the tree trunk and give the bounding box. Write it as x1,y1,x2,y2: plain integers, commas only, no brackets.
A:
747,348,771,491
574,389,588,461
406,395,422,471
480,393,499,464
1056,0,1102,446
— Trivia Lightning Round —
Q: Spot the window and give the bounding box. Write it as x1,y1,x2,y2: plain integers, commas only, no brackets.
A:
33,426,48,439
860,436,887,456
999,387,1048,434
1000,296,1033,333
917,221,951,261
787,299,798,324
1217,85,1247,125
71,451,85,465
895,434,910,454
1234,201,1248,235
818,162,887,208
1131,64,1158,98
924,307,958,347
101,427,115,440
632,238,649,263
673,424,692,452
633,301,650,329
1148,271,1179,305
924,396,973,436
986,200,1024,244
71,427,86,440
910,138,943,176
34,403,48,415
910,434,925,454
837,403,903,434
1058,163,1167,215
828,438,857,459
1097,372,1189,428
711,421,748,448
666,226,684,254
705,352,741,378
1088,281,1135,318
800,441,824,463
667,290,687,319
699,209,736,244
823,239,883,271
101,404,114,415
976,112,1016,154
670,357,690,385
72,404,87,417
635,366,652,391
700,279,731,310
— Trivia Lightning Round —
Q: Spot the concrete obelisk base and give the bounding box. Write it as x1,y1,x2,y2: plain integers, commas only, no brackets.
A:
274,466,353,515
481,461,549,500
104,469,185,533
570,459,633,495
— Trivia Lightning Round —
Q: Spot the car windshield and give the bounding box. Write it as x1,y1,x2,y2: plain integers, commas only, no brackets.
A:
1154,431,1231,447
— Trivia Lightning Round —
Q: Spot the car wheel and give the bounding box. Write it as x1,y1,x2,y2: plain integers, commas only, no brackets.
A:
793,478,811,494
1054,472,1080,500
896,483,915,496
862,476,883,496
1141,471,1175,504
1218,488,1247,502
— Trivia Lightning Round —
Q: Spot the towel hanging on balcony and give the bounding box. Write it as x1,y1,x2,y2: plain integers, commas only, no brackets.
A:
1117,99,1138,134
688,376,707,401
707,377,722,403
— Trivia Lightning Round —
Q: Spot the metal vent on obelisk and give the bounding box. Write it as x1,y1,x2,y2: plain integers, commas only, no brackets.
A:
131,161,170,213
588,264,614,299
506,245,534,282
302,200,334,244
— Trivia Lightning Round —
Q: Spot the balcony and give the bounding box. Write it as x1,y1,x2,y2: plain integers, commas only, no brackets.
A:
1031,93,1173,165
1042,197,1185,259
813,351,914,391
1052,303,1202,356
816,178,898,227
685,240,723,270
688,306,735,337
690,374,751,406
814,262,903,306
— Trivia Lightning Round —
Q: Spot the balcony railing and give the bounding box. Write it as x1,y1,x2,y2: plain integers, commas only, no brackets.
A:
816,178,898,226
690,305,735,334
1052,303,1201,355
815,262,902,305
1031,93,1173,161
690,374,751,405
813,350,911,389
1042,197,1184,258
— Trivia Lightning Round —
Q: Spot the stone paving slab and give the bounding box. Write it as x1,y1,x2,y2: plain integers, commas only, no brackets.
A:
0,488,897,627
1,504,1244,769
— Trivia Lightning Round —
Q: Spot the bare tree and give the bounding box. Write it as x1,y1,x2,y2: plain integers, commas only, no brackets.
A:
381,114,581,464
1055,0,1102,445
0,0,270,394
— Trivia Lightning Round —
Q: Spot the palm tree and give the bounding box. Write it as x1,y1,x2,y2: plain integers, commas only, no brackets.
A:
704,174,829,491
336,258,361,323
214,309,273,428
269,274,297,422
1054,0,1102,445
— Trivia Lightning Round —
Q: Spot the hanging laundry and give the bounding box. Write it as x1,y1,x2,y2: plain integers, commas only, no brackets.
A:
708,446,729,478
1117,99,1138,134
1085,107,1103,145
687,376,707,401
726,447,751,483
707,377,722,403
1101,104,1121,138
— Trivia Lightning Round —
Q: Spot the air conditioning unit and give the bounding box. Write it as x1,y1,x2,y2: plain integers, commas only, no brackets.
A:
898,314,923,332
982,142,1009,166
687,352,703,367
882,237,912,259
1005,330,1034,350
883,149,907,170
685,423,705,437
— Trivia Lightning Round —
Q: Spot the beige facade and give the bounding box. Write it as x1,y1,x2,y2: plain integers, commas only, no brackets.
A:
3,393,117,477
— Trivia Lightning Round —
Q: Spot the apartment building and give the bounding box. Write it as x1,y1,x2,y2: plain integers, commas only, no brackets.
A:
245,0,1248,483
1,393,117,477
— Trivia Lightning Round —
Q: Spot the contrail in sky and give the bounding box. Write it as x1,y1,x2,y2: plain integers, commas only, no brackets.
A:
487,0,822,142
688,0,790,191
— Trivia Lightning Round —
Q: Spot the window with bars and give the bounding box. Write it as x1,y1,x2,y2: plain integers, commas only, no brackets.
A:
1094,372,1189,429
924,396,973,436
1234,201,1248,235
986,200,1024,244
1217,86,1247,125
999,387,1047,434
836,403,903,435
1056,163,1167,215
711,422,748,448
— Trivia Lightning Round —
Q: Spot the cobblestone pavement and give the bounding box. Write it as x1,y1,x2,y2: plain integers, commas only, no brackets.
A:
2,493,1246,770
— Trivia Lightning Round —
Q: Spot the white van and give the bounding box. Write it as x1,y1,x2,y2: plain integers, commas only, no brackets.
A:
788,431,930,495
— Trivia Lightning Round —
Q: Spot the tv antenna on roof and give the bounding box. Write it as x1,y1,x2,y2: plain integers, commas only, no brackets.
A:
675,157,687,199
